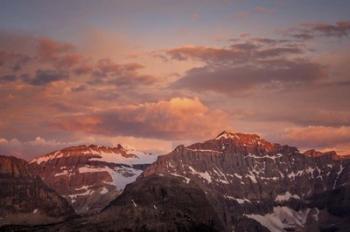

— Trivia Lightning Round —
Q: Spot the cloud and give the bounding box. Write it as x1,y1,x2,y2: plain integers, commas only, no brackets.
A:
0,138,8,144
166,41,303,64
0,136,77,160
164,35,340,95
282,126,350,155
0,51,32,71
91,58,157,86
37,37,82,68
0,33,159,89
27,69,69,86
0,74,17,83
171,58,326,95
55,97,230,140
289,21,350,40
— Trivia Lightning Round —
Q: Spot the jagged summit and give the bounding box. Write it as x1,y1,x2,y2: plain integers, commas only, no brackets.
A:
213,130,274,152
215,130,237,139
215,130,263,141
52,144,126,155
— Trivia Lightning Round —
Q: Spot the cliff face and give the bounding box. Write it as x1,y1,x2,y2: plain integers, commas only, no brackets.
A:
141,131,350,231
0,155,75,226
30,144,157,214
0,155,31,177
144,131,346,199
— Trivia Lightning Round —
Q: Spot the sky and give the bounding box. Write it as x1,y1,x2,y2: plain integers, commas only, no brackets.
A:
1,0,350,160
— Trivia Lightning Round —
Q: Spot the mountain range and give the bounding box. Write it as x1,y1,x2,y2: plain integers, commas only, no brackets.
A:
0,131,349,232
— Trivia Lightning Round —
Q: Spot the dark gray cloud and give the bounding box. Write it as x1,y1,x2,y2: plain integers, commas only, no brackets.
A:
90,58,157,87
289,21,350,40
166,40,303,65
0,74,17,83
28,69,69,86
172,59,326,94
0,51,32,71
0,35,158,88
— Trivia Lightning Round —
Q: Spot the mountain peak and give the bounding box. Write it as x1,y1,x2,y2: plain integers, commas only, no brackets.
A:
215,130,263,143
215,130,237,139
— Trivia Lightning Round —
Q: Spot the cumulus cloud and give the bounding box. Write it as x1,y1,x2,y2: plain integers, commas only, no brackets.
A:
55,97,229,140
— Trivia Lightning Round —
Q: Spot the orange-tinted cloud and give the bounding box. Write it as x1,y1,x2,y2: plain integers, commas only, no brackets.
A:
55,97,230,140
0,33,159,88
283,126,350,155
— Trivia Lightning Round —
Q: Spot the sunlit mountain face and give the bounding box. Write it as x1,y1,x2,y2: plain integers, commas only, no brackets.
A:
0,1,350,231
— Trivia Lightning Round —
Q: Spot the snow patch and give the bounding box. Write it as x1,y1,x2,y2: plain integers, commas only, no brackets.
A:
30,151,64,164
246,153,282,160
89,149,157,165
131,199,137,208
275,192,300,202
333,164,344,189
247,171,257,183
170,173,191,184
188,166,212,183
185,148,223,154
246,206,311,232
54,169,69,177
224,195,251,204
212,168,230,184
78,165,143,191
100,187,108,194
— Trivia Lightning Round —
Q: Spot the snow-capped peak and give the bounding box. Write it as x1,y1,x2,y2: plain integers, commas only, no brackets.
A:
30,144,157,165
